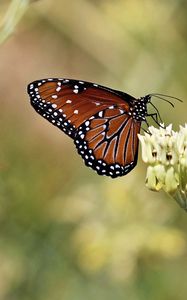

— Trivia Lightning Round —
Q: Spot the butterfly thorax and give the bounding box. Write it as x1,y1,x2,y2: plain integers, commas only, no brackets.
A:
129,97,149,122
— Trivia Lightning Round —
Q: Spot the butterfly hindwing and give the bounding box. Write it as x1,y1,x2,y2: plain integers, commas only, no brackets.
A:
75,107,141,178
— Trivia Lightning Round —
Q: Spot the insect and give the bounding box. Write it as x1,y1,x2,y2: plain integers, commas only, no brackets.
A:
27,78,180,178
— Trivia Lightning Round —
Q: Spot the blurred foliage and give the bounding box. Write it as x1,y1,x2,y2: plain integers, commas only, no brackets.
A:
0,0,187,299
0,0,30,44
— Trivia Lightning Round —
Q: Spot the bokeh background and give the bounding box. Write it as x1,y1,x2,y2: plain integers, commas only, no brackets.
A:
0,0,187,299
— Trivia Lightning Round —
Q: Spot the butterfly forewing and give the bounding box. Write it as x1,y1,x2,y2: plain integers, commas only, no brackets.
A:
28,78,131,138
27,78,141,178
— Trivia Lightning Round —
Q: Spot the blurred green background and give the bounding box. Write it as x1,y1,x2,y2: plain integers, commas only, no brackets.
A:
0,0,187,299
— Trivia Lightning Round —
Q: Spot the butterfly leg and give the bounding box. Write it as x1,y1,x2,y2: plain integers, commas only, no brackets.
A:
147,113,165,128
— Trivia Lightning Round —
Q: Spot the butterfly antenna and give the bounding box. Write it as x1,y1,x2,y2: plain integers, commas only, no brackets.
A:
150,93,183,108
150,94,175,108
150,93,183,102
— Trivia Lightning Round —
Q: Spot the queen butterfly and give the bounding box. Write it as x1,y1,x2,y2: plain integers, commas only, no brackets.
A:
27,78,178,178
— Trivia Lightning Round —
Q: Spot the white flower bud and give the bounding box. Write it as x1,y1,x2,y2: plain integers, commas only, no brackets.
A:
138,124,187,210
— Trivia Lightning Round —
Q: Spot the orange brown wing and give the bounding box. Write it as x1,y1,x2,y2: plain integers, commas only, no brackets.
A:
27,78,132,139
75,106,141,178
27,78,140,178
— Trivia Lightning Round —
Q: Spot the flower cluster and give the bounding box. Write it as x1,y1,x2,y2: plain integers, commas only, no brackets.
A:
138,124,187,210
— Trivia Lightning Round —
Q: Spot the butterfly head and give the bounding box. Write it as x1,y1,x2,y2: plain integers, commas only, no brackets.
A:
142,94,152,103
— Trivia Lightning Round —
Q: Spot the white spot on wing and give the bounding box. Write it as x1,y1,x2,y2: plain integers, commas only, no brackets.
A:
85,121,90,126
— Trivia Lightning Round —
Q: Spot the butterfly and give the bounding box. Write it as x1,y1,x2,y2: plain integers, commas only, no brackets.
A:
27,78,179,178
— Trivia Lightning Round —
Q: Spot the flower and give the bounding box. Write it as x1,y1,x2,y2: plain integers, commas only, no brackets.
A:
138,124,187,210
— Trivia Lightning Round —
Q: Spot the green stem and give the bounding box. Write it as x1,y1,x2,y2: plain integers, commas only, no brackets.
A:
173,165,187,211
169,188,187,211
0,0,30,45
